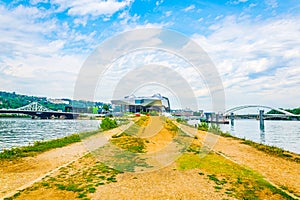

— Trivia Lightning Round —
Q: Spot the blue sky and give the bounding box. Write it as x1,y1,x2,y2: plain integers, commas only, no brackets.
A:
0,0,300,110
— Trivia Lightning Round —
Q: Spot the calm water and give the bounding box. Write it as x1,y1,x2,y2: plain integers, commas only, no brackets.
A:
188,119,300,154
0,118,101,151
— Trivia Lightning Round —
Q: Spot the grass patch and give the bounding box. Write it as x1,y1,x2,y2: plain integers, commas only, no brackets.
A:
241,139,300,163
176,151,295,199
164,119,179,133
111,134,146,153
110,117,149,153
176,118,187,124
134,116,150,127
198,122,209,131
8,154,121,200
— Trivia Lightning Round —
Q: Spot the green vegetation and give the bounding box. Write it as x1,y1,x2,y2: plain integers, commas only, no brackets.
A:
111,133,146,153
101,104,110,112
198,122,209,131
268,108,300,115
0,114,31,118
208,123,223,134
176,118,187,124
99,117,118,131
149,110,159,116
241,139,300,163
0,90,105,113
134,116,150,127
0,91,67,111
177,151,294,199
197,122,223,134
165,119,179,133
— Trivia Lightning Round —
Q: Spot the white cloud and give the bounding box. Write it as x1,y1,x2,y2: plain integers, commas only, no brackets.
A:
155,0,163,7
165,11,172,17
265,0,278,9
0,4,89,98
183,5,195,12
51,0,132,17
228,0,249,5
30,0,48,5
192,14,300,108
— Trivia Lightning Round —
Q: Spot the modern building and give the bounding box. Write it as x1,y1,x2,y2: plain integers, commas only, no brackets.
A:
111,94,170,113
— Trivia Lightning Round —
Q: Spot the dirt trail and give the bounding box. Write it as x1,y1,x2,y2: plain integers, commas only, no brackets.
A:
2,119,300,199
177,123,300,197
91,163,229,200
142,116,175,153
0,126,127,199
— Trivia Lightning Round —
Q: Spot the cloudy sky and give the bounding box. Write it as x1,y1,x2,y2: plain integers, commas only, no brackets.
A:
0,0,300,110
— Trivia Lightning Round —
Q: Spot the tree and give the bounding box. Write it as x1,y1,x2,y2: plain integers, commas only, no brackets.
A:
102,104,110,111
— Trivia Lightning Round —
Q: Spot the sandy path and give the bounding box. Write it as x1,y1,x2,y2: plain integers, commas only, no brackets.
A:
91,119,230,199
2,120,299,199
91,164,230,200
0,125,128,199
214,136,300,197
177,123,300,197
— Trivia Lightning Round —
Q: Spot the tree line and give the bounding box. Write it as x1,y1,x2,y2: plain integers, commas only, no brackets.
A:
0,91,107,113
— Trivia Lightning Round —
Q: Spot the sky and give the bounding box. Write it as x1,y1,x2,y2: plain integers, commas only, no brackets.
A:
0,0,300,111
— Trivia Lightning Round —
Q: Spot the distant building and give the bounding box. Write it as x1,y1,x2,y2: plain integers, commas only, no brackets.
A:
48,98,70,105
111,94,170,113
171,108,194,116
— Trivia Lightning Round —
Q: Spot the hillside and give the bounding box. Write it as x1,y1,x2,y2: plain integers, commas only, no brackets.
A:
0,91,104,112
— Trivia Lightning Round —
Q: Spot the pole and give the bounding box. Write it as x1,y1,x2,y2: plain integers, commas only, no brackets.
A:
230,112,234,126
259,110,264,130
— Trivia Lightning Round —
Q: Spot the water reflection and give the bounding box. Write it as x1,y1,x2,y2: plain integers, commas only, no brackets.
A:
260,129,265,143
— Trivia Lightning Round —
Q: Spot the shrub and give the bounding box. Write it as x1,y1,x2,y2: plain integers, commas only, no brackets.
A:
176,118,187,124
100,117,118,131
149,111,158,116
208,124,222,134
198,122,209,131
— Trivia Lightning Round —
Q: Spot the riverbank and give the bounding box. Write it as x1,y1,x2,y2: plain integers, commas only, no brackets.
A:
0,124,127,199
1,117,299,199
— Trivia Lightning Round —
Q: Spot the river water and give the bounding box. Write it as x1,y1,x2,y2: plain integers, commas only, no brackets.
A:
1,118,300,155
0,118,101,151
188,119,300,154
219,120,300,154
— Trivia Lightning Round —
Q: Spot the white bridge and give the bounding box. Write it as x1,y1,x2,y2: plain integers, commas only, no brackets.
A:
224,105,300,117
0,102,78,119
16,102,54,112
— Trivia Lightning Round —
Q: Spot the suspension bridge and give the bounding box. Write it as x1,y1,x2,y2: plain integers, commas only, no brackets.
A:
0,102,79,119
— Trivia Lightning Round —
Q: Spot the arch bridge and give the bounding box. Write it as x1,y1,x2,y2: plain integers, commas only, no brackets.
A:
224,105,300,117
